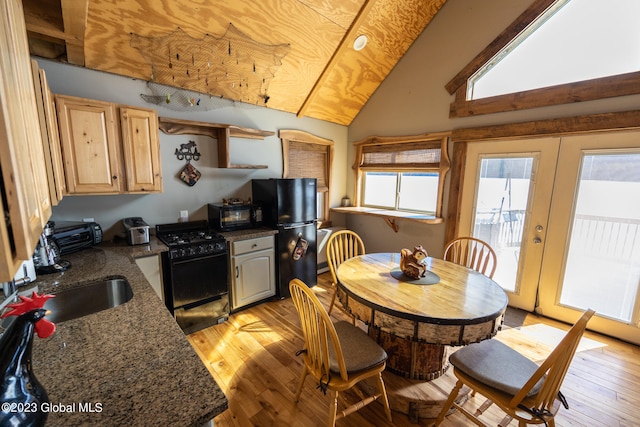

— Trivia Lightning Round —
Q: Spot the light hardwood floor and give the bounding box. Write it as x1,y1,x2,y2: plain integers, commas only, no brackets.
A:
188,272,640,426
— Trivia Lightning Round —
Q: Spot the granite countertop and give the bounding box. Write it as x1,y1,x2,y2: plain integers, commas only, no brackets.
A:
217,227,278,242
24,241,228,426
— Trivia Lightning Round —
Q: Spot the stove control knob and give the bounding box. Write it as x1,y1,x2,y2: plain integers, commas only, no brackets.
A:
214,242,226,252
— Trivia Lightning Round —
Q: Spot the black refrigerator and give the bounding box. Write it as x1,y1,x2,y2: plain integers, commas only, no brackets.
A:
252,178,317,298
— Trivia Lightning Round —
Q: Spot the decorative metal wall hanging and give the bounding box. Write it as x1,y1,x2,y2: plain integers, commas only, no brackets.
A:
175,140,201,161
131,24,290,111
175,140,201,187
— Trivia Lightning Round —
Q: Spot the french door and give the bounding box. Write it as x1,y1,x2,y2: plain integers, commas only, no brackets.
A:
459,130,640,344
538,131,640,344
459,137,559,311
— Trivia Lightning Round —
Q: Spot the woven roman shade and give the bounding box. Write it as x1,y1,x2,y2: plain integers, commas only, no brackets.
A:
287,141,328,191
360,141,442,170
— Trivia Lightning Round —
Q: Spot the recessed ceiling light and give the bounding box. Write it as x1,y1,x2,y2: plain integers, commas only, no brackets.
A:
353,34,368,51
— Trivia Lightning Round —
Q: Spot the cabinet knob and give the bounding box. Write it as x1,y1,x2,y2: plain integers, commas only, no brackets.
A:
112,176,117,180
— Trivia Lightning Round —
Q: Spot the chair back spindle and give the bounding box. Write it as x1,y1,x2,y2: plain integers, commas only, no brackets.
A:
326,230,365,316
444,236,497,278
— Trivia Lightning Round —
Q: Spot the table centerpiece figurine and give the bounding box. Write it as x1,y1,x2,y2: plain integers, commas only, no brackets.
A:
400,245,428,279
0,291,56,427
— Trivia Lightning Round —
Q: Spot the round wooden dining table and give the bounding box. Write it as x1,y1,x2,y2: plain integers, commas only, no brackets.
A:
336,252,508,381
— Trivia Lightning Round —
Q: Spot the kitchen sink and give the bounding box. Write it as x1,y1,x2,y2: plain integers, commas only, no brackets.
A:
44,276,133,323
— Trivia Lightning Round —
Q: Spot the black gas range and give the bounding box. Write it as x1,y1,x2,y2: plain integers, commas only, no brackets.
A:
156,220,229,333
156,220,227,260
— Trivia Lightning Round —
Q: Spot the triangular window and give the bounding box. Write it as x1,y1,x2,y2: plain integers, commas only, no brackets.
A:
447,0,640,117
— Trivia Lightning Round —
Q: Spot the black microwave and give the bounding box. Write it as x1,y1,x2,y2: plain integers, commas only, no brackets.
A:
207,203,263,231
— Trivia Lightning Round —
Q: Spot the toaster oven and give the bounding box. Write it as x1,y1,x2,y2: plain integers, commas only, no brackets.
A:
52,221,103,254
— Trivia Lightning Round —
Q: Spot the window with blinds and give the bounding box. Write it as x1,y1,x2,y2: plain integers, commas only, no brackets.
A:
287,141,329,191
360,141,442,170
280,130,334,224
354,133,450,218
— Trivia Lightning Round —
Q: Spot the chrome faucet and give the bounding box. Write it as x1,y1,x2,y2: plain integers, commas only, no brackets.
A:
2,280,16,298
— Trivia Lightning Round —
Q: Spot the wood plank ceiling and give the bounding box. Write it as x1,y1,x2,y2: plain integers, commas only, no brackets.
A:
22,0,447,126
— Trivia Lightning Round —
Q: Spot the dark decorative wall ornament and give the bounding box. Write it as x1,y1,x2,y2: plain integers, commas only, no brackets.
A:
174,140,201,162
175,140,201,186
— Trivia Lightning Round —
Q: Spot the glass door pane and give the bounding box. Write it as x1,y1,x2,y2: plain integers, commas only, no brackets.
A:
539,130,640,344
473,157,534,292
559,153,640,322
460,137,559,311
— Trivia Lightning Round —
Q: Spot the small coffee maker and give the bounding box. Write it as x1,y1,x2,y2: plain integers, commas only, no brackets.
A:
32,221,70,274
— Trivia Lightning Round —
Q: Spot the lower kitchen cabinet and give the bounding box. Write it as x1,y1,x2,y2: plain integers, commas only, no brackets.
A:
230,235,275,310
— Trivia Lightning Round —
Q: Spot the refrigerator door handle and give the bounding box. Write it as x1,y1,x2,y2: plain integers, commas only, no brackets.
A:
281,224,301,230
280,221,316,230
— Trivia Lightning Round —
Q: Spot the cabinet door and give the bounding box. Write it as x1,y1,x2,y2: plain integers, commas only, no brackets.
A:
120,106,162,192
231,248,276,309
31,60,66,204
56,95,122,194
0,0,52,280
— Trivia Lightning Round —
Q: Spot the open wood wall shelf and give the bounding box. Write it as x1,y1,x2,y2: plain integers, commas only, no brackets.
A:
331,206,443,232
158,117,274,169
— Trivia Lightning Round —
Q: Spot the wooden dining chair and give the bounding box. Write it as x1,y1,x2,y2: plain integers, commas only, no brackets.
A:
326,230,365,318
443,236,497,278
289,278,392,427
435,308,595,427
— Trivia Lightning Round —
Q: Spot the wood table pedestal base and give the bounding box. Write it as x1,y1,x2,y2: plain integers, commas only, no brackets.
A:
361,365,470,423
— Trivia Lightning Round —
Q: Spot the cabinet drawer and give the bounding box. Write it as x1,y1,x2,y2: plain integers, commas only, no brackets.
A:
231,236,274,256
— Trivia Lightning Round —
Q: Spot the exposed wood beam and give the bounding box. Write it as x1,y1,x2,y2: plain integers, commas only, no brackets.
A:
25,19,69,42
296,0,377,119
60,0,88,66
451,110,640,142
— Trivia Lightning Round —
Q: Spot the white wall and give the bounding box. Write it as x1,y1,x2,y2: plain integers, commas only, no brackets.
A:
38,59,348,238
345,0,640,256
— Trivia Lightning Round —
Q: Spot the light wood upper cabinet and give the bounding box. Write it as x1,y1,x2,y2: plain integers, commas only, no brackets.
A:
55,95,163,195
56,95,122,194
0,0,52,281
32,60,66,204
120,106,162,192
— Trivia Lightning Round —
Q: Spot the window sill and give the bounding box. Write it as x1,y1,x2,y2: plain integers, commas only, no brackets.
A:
331,206,443,232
